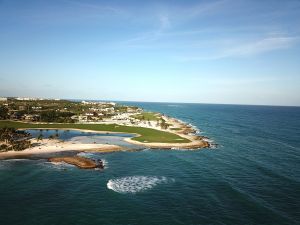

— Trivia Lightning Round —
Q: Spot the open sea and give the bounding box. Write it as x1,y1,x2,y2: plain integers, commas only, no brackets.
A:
0,103,299,225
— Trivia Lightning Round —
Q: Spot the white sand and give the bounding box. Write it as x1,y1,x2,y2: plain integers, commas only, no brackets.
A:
0,117,209,159
0,139,123,159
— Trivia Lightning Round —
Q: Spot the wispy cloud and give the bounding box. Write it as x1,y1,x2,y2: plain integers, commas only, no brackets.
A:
118,0,228,47
158,13,171,30
4,0,127,24
63,0,124,15
178,35,299,61
184,0,228,18
224,36,298,56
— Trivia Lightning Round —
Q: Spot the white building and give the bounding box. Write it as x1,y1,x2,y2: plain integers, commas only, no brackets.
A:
0,97,7,101
16,97,36,101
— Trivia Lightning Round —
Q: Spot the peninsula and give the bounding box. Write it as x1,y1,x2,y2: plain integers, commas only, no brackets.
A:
0,97,210,160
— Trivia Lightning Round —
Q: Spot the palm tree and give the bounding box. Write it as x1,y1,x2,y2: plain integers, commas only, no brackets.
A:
0,127,14,144
55,129,59,139
0,127,32,151
37,133,43,142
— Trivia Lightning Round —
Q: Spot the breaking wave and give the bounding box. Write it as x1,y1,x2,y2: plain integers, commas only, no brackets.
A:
43,161,75,170
107,176,173,194
3,159,31,163
101,159,108,168
77,152,97,158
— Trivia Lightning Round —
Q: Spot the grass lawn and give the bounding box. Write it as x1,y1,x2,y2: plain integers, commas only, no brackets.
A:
170,128,182,131
0,121,190,143
131,112,160,121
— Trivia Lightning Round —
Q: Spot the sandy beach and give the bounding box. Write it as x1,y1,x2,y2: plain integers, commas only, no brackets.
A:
17,122,211,150
0,138,123,159
0,117,210,159
124,135,209,149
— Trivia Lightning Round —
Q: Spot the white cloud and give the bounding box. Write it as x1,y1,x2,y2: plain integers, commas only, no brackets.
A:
185,0,228,18
63,0,123,14
179,36,299,61
224,36,298,57
159,14,171,29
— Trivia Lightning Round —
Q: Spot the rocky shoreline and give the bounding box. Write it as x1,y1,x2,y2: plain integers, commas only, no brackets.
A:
128,115,212,149
49,156,104,169
0,114,214,164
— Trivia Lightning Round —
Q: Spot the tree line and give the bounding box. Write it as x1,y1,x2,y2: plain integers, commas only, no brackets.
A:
0,127,31,152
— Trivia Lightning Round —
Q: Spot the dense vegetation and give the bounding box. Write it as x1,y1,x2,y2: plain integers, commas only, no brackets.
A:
0,127,31,152
40,111,75,123
0,106,8,120
0,121,190,143
0,99,187,144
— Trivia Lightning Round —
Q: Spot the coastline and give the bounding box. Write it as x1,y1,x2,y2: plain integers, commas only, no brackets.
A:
20,127,210,149
0,121,191,144
0,116,211,159
0,138,123,160
124,136,209,149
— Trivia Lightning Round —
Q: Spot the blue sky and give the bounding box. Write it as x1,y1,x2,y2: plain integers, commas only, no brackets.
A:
0,0,300,106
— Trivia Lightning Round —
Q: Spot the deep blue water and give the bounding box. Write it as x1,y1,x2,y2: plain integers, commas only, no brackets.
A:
1,103,300,225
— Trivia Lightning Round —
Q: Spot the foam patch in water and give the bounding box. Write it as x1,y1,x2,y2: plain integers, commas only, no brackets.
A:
107,176,172,194
4,159,30,162
202,138,218,149
43,161,75,170
102,159,108,167
77,152,97,158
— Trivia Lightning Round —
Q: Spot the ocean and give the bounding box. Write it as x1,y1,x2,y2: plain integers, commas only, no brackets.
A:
0,103,299,225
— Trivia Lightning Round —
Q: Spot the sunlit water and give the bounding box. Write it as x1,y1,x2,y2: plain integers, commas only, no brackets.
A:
0,103,299,225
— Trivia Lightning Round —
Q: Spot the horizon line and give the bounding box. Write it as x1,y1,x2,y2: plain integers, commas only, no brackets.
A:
2,96,300,108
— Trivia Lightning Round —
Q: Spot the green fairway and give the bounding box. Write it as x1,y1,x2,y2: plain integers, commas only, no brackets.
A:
131,112,160,121
170,128,182,131
0,121,190,143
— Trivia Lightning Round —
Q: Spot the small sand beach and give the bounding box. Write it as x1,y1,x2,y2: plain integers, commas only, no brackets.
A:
0,138,123,159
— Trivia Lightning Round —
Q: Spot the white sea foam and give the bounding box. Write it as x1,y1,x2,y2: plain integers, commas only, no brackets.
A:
77,152,96,158
176,119,201,135
177,119,217,146
43,161,75,170
4,159,30,162
188,123,201,134
202,138,218,149
177,119,218,147
171,147,193,151
107,176,172,194
101,159,108,168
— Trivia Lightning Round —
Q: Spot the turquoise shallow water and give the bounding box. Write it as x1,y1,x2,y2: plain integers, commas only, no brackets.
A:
1,103,300,225
27,129,138,150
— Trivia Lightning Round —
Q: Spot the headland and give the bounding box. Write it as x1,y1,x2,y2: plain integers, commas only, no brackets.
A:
0,98,211,162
